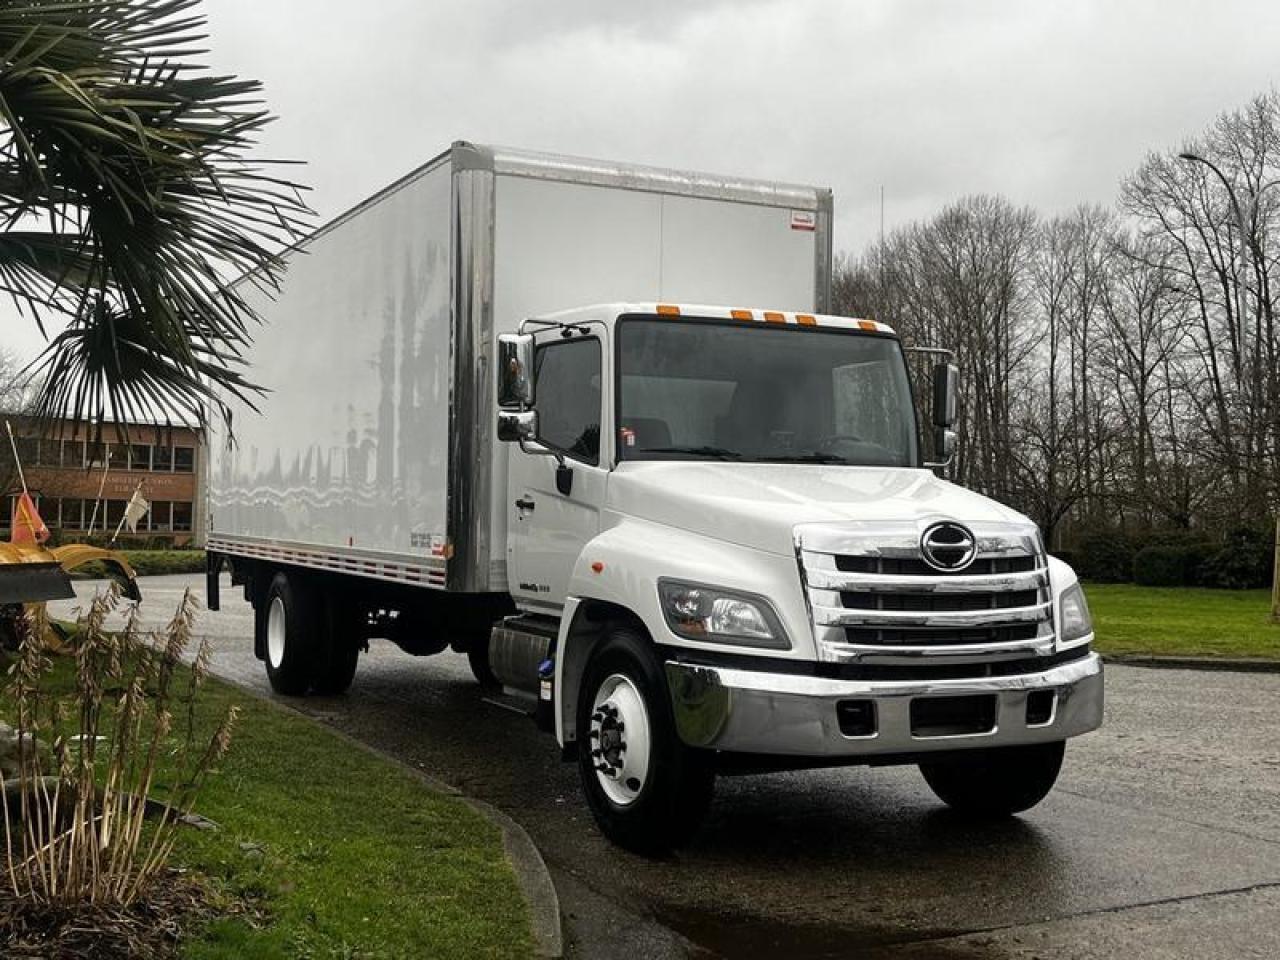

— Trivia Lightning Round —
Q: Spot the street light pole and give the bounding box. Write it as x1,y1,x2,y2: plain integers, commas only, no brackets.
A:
1178,152,1249,373
1178,152,1280,623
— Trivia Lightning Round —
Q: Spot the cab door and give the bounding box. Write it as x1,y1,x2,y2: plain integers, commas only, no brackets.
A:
507,330,607,615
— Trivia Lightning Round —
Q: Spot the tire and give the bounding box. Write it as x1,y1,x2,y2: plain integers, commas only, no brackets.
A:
261,572,317,696
467,634,500,689
919,741,1066,816
576,625,715,855
311,594,361,695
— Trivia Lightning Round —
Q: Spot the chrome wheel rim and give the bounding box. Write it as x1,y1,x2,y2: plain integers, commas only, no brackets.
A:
589,673,652,807
267,596,286,669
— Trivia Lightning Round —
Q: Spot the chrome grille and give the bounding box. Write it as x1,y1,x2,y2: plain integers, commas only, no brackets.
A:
796,520,1055,664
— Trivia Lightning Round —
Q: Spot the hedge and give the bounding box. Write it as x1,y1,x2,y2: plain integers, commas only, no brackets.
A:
1200,528,1274,589
1073,532,1134,583
1132,542,1211,587
70,549,206,579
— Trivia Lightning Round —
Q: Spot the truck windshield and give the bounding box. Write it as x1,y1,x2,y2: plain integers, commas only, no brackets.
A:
617,317,918,467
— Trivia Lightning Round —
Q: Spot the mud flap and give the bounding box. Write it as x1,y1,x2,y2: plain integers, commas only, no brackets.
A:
206,552,221,611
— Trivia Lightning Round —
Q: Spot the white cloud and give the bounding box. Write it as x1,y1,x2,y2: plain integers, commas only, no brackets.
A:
5,0,1280,362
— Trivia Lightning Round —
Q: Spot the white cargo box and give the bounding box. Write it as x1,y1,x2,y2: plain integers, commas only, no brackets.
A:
207,142,833,592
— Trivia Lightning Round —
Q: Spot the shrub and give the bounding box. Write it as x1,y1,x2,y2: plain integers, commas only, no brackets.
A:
1132,542,1212,586
1201,527,1275,589
2,587,235,907
1074,531,1134,582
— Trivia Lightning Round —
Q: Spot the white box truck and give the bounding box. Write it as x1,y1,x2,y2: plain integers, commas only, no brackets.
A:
205,142,1103,852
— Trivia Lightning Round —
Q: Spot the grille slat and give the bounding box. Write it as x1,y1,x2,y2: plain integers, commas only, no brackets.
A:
844,623,1040,647
840,589,1040,611
811,600,1051,628
835,555,1037,576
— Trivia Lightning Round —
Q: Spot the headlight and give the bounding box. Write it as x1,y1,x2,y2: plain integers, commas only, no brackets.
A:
657,579,790,649
1058,582,1093,646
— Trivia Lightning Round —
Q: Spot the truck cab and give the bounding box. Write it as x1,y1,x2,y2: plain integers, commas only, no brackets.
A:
491,301,1102,852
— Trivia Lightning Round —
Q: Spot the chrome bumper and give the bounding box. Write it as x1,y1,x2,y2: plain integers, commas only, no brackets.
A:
665,653,1104,758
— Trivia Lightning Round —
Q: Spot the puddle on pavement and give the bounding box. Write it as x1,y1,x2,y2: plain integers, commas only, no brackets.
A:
660,906,1006,959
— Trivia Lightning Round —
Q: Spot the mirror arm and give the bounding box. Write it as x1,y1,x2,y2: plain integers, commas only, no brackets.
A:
517,438,562,464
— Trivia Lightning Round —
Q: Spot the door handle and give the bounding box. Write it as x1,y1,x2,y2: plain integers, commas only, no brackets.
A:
515,496,536,513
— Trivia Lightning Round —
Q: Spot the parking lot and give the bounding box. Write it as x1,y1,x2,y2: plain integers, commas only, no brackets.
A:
52,575,1280,959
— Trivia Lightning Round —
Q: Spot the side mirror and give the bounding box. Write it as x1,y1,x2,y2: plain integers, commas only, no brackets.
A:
498,409,538,443
934,427,957,464
497,333,536,407
932,362,958,427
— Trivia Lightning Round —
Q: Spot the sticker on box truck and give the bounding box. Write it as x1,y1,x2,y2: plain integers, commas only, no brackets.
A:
410,530,452,558
790,210,816,231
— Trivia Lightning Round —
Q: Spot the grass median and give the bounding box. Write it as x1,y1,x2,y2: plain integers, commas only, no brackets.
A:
2,652,535,960
1084,583,1280,660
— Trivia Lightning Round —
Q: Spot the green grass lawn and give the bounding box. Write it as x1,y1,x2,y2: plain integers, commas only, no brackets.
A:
1084,583,1280,659
2,655,535,960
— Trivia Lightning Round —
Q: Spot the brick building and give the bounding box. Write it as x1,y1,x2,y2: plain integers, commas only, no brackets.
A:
2,418,205,546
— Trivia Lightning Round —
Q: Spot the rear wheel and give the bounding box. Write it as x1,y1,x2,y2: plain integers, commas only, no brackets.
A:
576,626,714,855
311,594,361,695
919,741,1065,816
261,572,316,696
466,633,500,689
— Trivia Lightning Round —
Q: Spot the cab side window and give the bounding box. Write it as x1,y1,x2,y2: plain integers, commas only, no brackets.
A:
534,337,601,465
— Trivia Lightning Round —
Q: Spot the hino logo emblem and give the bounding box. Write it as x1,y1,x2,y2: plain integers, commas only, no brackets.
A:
920,521,977,572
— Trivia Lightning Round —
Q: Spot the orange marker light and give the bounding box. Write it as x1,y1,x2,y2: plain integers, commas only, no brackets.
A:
796,314,817,326
656,304,681,316
590,561,605,574
730,309,753,321
857,320,878,331
763,311,786,324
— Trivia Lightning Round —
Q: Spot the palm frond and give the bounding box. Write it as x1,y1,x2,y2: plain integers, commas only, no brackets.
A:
0,0,311,429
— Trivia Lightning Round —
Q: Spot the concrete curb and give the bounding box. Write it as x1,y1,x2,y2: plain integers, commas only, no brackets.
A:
212,679,564,958
1103,653,1280,674
465,794,564,960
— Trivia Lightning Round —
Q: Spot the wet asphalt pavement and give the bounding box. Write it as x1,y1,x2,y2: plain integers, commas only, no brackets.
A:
50,574,1280,960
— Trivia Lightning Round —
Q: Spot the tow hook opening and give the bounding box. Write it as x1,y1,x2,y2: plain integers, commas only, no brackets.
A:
1026,689,1056,726
836,699,878,738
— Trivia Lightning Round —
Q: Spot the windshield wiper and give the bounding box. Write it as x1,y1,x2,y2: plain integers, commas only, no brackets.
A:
639,445,743,460
759,452,850,464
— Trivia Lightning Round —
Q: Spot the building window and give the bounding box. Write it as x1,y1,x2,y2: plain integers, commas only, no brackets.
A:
150,501,172,532
129,444,151,471
13,436,37,467
61,499,84,529
153,445,173,472
172,501,192,531
35,439,60,467
63,439,85,468
103,499,123,530
173,446,194,473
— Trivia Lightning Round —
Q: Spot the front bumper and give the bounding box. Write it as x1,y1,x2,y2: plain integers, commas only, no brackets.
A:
665,652,1103,758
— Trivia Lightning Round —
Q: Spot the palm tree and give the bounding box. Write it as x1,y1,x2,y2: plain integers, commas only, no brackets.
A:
0,0,310,431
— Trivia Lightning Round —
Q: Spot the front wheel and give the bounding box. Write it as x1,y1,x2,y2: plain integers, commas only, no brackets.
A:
919,740,1066,816
577,626,714,855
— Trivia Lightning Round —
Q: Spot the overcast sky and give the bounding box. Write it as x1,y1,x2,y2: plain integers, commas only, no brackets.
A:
6,0,1280,362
